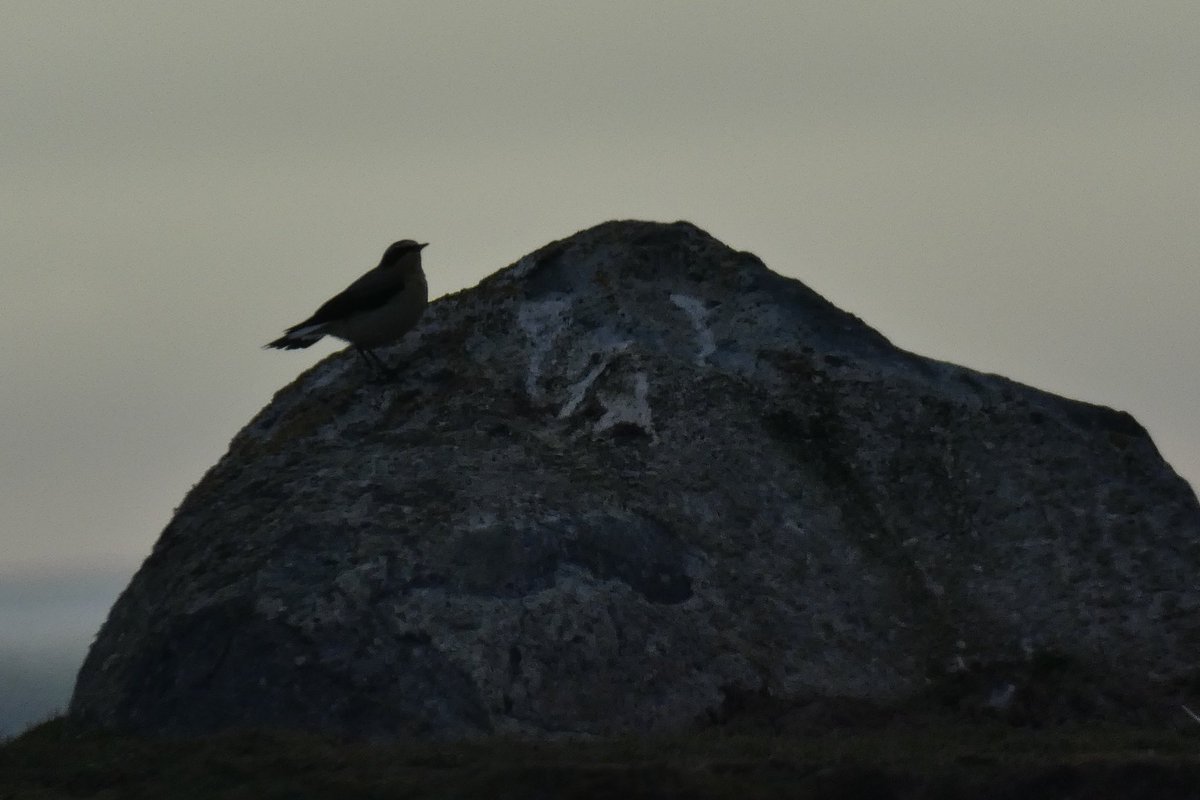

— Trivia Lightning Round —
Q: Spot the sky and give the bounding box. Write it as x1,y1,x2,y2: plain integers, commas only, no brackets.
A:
2,2,1197,736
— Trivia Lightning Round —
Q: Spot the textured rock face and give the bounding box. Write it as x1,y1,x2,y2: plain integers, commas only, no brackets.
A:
71,220,1200,738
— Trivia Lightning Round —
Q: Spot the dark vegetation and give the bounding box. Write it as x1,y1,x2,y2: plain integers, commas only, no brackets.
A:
3,716,1199,799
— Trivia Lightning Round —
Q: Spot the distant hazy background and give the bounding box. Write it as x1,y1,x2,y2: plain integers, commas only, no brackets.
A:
2,2,1197,736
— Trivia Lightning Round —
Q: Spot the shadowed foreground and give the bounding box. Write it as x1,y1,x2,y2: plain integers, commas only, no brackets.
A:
4,716,1200,799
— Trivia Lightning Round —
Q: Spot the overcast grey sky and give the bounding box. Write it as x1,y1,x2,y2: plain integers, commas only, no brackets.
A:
2,2,1197,734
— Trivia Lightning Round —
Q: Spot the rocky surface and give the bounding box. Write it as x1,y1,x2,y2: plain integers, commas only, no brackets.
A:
70,220,1200,738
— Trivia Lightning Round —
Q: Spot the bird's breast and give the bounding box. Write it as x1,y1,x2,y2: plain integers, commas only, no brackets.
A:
323,279,427,348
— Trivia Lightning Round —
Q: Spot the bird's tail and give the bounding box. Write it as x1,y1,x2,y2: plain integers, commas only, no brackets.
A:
264,324,324,350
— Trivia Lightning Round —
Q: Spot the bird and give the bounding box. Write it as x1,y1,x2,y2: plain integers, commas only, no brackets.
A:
266,239,429,375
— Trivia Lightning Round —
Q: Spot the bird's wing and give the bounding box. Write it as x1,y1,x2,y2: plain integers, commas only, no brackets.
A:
286,266,406,332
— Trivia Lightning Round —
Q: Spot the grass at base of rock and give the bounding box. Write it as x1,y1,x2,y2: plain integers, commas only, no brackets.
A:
3,716,1199,799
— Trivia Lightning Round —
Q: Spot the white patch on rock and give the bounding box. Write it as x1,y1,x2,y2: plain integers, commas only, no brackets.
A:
518,298,572,401
558,340,632,419
507,254,537,281
334,559,386,605
670,293,716,366
255,596,287,620
467,510,501,529
595,372,657,442
986,682,1018,710
303,361,349,393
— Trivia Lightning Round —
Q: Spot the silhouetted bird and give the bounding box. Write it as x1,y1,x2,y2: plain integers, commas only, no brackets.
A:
266,240,428,375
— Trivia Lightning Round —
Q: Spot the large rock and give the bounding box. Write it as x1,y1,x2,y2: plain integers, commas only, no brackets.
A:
70,220,1200,738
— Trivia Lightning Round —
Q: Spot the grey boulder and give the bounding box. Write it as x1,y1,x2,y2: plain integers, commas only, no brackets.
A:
70,220,1200,738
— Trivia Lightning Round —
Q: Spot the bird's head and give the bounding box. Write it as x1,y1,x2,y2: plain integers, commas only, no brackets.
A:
380,239,428,268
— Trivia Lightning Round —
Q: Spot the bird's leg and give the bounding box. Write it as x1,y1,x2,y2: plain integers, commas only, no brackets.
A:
354,345,374,371
370,351,394,378
356,346,395,380
355,345,382,376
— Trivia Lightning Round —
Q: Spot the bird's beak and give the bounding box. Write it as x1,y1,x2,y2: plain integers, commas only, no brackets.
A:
418,242,429,250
